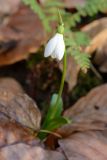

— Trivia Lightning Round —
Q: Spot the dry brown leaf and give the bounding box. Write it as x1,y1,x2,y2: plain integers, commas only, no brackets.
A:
0,78,41,146
0,4,46,66
0,77,24,94
82,17,107,55
82,18,107,55
82,18,107,38
0,121,34,147
59,131,107,160
58,84,107,137
0,78,41,131
85,29,107,55
0,0,20,16
82,18,107,72
0,90,41,131
0,142,66,160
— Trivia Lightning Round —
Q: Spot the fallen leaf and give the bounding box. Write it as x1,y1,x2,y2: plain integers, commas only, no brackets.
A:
0,0,20,16
0,142,66,160
59,131,107,160
85,29,107,55
0,77,24,94
0,121,34,147
58,84,107,137
0,78,41,146
82,18,107,72
82,18,107,39
0,90,41,131
0,78,41,131
0,4,46,66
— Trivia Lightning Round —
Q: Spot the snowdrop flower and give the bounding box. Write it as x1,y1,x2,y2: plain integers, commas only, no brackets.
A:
44,32,65,61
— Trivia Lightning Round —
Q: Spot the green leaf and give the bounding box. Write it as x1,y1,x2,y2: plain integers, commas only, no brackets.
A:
45,117,70,131
38,94,66,139
42,93,63,128
38,117,70,139
50,94,63,118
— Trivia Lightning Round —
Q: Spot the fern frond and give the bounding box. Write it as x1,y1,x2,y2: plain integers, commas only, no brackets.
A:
71,48,90,71
65,32,90,71
70,0,107,27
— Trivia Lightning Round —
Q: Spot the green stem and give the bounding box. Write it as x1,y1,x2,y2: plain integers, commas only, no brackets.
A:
51,52,67,119
38,52,67,139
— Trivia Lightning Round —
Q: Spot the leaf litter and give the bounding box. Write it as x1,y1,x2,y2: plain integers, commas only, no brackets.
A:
0,1,107,160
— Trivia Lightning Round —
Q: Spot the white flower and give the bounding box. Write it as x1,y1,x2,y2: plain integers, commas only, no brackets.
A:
44,33,65,61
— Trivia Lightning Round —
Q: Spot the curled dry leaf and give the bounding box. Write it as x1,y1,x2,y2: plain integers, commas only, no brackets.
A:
0,77,24,94
0,78,41,131
85,29,107,55
0,4,46,66
0,0,20,16
82,18,107,39
59,131,107,160
0,121,35,147
82,18,107,72
0,90,41,131
0,142,66,160
0,78,40,147
58,84,107,137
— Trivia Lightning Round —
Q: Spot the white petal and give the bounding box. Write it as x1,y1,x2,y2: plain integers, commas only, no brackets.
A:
54,34,65,60
51,52,57,59
44,34,58,57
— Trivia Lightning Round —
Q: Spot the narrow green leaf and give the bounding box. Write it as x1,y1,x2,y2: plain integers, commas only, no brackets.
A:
38,117,71,139
44,93,63,123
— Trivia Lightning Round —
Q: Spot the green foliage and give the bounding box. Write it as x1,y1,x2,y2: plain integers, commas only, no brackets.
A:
22,0,107,70
21,0,106,86
38,94,69,139
64,0,107,27
22,0,105,71
44,0,107,71
65,31,90,71
71,48,90,71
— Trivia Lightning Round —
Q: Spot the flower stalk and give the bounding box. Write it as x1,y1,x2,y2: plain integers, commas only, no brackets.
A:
38,10,67,139
51,51,66,119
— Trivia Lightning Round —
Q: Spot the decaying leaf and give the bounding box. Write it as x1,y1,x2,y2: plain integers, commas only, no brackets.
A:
0,91,41,131
0,77,24,94
0,4,46,66
82,18,107,72
59,131,107,160
85,29,107,56
0,121,34,147
0,0,20,16
0,78,41,132
58,84,107,137
0,142,66,160
82,18,107,39
0,78,40,147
